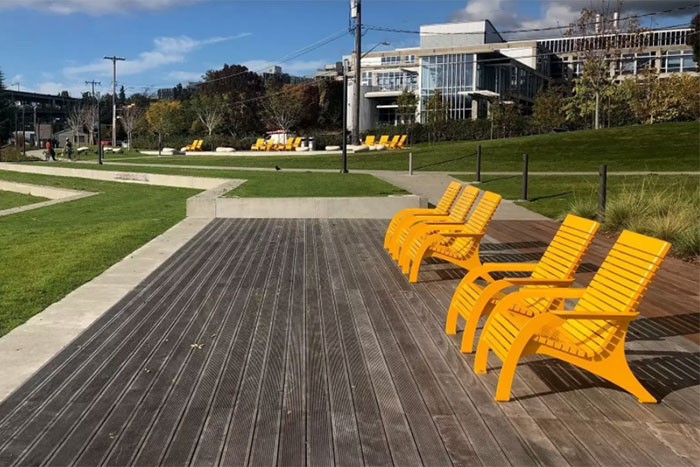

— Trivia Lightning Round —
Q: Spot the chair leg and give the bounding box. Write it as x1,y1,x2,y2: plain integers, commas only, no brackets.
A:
445,303,460,335
474,337,490,374
599,347,657,403
494,341,536,402
408,244,432,283
460,310,481,353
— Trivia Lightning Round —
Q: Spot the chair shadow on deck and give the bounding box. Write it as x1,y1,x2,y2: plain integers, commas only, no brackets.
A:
508,313,700,402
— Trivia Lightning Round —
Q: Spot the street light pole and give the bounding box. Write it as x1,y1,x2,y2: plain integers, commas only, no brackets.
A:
21,105,26,157
341,60,349,174
352,0,362,146
104,56,125,148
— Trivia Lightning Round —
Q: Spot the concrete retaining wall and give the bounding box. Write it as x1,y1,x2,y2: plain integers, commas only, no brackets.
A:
0,163,233,190
0,180,86,200
188,195,426,219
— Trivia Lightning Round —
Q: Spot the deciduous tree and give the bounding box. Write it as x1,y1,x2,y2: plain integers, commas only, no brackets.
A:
190,93,228,150
120,104,144,150
146,100,185,155
532,85,567,132
262,85,304,134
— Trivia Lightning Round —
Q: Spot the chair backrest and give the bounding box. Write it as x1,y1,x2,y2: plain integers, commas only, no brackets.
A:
196,140,203,150
449,191,501,255
389,135,400,147
434,181,463,214
397,135,407,147
255,138,264,146
525,215,600,314
568,230,670,355
447,185,480,222
293,137,302,147
378,135,389,145
365,135,376,145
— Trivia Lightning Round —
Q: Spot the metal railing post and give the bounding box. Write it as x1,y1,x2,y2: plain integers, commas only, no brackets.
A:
408,152,413,175
476,144,482,182
598,164,607,222
521,153,529,201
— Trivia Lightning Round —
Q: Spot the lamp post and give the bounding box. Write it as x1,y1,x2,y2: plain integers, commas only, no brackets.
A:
341,59,349,174
351,0,362,146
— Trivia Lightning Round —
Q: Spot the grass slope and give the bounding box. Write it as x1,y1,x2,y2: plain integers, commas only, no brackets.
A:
41,163,406,197
116,122,699,172
0,190,47,210
0,170,198,337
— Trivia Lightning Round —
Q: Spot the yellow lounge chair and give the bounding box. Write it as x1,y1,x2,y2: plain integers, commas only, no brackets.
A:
264,140,277,151
446,215,600,353
390,134,407,149
250,138,265,151
388,185,480,261
376,135,389,147
384,181,462,251
185,139,200,151
363,135,376,146
193,140,204,151
291,137,302,149
387,135,400,148
474,230,670,403
398,191,502,283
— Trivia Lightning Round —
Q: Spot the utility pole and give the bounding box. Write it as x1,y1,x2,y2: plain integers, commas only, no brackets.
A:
341,60,349,173
10,82,19,91
32,103,37,147
21,105,26,157
85,80,101,145
352,0,362,145
104,56,125,147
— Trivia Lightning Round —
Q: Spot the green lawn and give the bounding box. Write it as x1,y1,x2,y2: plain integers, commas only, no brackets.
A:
0,190,47,210
41,162,406,198
0,170,199,337
114,122,700,172
452,173,700,219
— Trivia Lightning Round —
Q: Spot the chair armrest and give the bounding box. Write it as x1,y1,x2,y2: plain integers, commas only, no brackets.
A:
440,230,483,238
422,221,464,226
480,263,538,273
550,310,639,320
500,277,575,287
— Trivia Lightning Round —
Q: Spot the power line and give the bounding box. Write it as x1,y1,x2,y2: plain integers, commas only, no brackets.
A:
364,4,698,36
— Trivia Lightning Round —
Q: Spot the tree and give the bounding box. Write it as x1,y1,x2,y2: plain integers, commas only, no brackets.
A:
0,68,12,143
624,68,669,124
397,90,418,124
146,100,185,155
65,105,85,147
120,104,144,150
190,93,228,150
690,13,700,64
317,79,343,128
424,90,450,143
262,86,304,133
532,85,567,132
118,86,126,106
80,101,98,145
672,74,700,122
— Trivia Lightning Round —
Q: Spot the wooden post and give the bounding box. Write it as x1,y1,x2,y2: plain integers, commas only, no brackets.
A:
476,144,482,182
408,152,413,176
598,164,607,222
521,153,529,201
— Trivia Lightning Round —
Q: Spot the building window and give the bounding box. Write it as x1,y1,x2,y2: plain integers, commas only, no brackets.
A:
405,55,416,64
375,71,417,91
420,53,475,121
361,71,373,86
662,50,697,73
380,55,401,66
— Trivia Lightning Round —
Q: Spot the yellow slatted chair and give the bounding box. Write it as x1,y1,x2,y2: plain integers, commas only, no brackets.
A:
474,230,671,403
391,134,407,150
264,140,277,151
388,185,480,261
387,135,400,149
446,215,600,353
398,191,502,283
194,140,204,151
363,135,376,146
384,181,462,251
250,138,265,150
185,139,199,151
376,135,390,147
292,137,302,149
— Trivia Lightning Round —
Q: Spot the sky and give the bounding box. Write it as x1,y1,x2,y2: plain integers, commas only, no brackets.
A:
0,0,696,97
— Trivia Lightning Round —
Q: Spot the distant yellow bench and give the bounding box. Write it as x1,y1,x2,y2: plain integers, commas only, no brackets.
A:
446,214,600,353
474,230,670,403
250,138,265,151
185,139,202,151
363,135,376,146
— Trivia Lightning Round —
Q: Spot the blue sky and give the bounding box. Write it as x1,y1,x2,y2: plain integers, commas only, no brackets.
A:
0,0,696,97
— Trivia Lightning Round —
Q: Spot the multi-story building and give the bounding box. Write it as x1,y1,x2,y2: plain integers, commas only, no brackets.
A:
345,19,697,131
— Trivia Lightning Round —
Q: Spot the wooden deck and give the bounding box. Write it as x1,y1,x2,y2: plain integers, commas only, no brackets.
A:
0,218,697,466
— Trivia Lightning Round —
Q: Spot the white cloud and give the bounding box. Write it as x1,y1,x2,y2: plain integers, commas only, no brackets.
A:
64,33,250,78
168,71,204,81
0,0,204,15
240,59,327,76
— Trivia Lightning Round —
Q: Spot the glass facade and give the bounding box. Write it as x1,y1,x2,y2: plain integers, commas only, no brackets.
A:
662,50,697,73
375,71,418,91
420,54,475,121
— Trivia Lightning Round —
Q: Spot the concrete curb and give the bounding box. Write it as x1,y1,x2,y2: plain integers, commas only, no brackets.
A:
0,180,98,217
0,217,212,404
191,194,426,219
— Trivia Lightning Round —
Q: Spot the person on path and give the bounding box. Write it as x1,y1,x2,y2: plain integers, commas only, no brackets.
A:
65,138,73,161
45,140,57,161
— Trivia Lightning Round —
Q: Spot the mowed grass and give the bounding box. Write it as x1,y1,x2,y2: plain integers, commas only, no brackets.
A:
41,162,406,197
117,122,700,172
452,173,700,219
0,190,47,210
0,170,199,336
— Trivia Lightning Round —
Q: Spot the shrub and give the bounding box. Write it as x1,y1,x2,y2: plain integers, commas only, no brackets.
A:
566,194,598,221
0,146,40,162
